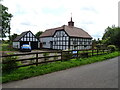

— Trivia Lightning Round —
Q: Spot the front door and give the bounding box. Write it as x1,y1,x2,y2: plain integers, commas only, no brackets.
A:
40,43,43,49
50,41,53,49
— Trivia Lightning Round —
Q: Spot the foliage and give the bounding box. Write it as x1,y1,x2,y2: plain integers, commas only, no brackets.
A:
102,26,120,49
2,40,9,44
43,53,50,61
92,39,97,49
0,4,13,40
62,51,73,61
92,39,104,49
10,33,18,41
0,44,16,51
96,44,107,50
2,52,18,73
2,51,119,83
107,45,116,52
80,52,88,58
35,31,43,38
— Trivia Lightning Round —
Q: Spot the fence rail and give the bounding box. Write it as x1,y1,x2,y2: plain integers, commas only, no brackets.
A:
1,49,111,68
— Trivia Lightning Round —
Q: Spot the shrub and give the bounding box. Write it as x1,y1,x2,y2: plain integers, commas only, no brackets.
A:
2,52,18,73
80,52,89,58
107,45,116,52
43,53,50,61
62,51,73,61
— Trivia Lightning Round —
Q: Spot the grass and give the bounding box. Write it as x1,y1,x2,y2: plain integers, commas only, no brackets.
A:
78,49,109,56
2,51,120,83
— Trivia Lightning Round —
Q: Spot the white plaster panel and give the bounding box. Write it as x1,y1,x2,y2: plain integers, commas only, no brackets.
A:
13,42,20,49
29,33,33,37
40,37,53,48
21,38,23,41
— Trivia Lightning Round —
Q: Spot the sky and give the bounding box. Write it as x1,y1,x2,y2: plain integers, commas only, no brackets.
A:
1,0,119,39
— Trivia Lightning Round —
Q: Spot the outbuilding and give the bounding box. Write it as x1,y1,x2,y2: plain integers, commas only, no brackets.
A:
13,30,40,50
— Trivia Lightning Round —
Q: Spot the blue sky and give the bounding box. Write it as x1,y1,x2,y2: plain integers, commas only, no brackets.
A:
1,0,119,39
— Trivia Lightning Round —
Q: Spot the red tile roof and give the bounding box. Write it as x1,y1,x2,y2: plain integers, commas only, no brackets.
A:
39,25,92,38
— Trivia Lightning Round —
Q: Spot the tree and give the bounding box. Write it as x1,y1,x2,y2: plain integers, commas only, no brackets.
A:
10,33,18,41
102,25,120,49
0,4,13,41
35,31,43,38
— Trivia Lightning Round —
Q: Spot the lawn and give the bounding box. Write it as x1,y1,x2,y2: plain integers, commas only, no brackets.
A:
2,51,119,83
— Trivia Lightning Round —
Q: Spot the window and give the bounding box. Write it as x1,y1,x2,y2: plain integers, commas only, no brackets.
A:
88,41,91,45
84,42,87,45
73,40,77,45
43,42,46,45
54,41,57,45
79,42,82,45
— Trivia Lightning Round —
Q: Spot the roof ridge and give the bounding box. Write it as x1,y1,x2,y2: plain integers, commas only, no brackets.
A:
40,25,92,38
46,26,64,31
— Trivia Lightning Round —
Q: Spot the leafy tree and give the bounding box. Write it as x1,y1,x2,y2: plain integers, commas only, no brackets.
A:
10,33,18,41
0,4,13,41
102,25,120,49
92,39,97,48
35,31,43,38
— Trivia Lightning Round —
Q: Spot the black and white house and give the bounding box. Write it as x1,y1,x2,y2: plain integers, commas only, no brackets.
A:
39,18,92,50
13,30,40,49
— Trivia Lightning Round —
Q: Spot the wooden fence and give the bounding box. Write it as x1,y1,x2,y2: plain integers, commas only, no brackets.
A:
1,49,111,68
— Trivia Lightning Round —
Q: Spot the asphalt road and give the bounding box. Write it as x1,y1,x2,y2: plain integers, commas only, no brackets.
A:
2,57,119,88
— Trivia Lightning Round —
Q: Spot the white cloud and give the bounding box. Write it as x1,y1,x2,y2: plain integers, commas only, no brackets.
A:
1,0,119,39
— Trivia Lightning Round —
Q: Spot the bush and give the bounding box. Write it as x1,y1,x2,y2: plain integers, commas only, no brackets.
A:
62,51,73,61
80,52,89,58
2,52,18,73
1,44,15,51
107,45,116,52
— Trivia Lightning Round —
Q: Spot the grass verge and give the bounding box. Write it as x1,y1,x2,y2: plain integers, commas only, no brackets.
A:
2,51,120,83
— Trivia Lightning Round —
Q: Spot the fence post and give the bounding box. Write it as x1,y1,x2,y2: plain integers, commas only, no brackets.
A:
77,50,78,58
36,53,38,66
103,49,104,54
61,50,63,62
97,49,98,56
92,49,94,56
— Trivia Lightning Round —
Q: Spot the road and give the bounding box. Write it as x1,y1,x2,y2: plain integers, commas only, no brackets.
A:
2,57,119,88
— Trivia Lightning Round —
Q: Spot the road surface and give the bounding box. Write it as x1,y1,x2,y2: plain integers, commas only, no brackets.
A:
2,57,119,88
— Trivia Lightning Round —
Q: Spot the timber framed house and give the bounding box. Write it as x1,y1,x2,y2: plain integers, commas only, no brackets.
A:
39,18,92,50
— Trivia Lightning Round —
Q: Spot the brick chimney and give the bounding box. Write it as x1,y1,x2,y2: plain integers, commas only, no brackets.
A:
68,17,74,27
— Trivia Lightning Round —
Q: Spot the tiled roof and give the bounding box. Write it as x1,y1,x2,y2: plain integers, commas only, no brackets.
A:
39,26,64,37
39,25,92,38
13,31,29,41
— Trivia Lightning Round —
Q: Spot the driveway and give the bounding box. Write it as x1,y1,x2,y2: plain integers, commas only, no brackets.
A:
13,49,61,64
2,57,119,88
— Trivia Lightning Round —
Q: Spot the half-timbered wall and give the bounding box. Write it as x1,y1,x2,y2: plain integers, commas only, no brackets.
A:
13,31,40,49
40,30,92,50
69,37,92,50
40,37,53,48
53,30,69,50
20,32,38,42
